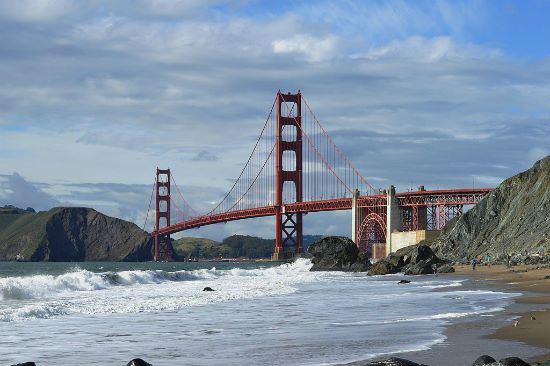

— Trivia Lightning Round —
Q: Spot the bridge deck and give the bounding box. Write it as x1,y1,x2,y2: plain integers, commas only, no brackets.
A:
155,188,492,236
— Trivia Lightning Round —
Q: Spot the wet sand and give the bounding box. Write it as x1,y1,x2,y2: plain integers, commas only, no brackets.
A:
453,264,550,362
343,265,550,366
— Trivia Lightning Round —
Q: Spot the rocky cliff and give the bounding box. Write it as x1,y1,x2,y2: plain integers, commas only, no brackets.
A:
0,207,153,261
430,156,550,261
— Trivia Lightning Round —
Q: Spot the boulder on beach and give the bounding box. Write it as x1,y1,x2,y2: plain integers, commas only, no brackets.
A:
401,245,445,275
126,358,152,366
308,236,371,272
366,357,426,366
368,260,399,275
472,355,497,366
350,252,372,272
203,286,215,291
498,357,530,366
368,244,451,276
10,363,36,366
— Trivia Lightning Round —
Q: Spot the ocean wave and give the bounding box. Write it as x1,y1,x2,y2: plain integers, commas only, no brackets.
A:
0,258,313,301
0,303,69,322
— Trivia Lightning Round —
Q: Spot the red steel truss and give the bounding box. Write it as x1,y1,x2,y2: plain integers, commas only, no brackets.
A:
396,188,491,206
397,188,491,230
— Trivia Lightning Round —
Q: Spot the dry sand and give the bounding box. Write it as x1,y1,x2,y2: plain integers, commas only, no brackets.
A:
452,264,550,361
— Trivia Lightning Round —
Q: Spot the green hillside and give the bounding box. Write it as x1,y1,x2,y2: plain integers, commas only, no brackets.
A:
0,206,152,261
173,237,230,259
0,208,58,260
173,234,324,259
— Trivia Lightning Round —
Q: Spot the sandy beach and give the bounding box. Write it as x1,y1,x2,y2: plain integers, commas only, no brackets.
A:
453,264,550,362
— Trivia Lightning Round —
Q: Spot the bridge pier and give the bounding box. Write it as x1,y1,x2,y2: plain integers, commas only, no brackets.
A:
273,91,303,260
386,185,402,255
351,189,359,243
154,168,172,261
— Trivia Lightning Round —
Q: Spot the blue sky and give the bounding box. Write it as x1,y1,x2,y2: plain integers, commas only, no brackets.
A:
0,0,549,240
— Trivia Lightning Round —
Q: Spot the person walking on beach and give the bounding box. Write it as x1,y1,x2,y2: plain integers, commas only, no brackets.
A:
472,258,477,270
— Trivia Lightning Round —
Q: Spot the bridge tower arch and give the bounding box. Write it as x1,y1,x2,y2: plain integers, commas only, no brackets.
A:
273,91,303,260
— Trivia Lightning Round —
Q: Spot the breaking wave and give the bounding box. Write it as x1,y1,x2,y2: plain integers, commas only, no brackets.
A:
0,259,313,301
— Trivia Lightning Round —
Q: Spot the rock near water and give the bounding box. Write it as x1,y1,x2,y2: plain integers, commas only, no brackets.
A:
473,355,497,366
368,244,449,276
429,156,550,262
364,357,427,366
356,355,541,366
126,359,153,366
308,236,371,272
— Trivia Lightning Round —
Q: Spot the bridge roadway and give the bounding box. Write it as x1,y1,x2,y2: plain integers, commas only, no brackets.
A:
156,188,491,236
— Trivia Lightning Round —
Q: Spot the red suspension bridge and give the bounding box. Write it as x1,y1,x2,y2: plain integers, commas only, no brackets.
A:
144,91,491,261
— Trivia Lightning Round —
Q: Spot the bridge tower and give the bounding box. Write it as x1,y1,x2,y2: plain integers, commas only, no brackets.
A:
273,91,303,260
154,168,172,261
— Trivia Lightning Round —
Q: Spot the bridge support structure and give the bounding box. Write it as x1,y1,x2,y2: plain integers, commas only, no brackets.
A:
154,168,172,261
273,91,303,260
353,193,387,255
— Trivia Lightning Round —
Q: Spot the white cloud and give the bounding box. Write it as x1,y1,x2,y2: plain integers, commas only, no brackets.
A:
0,0,75,22
273,34,338,62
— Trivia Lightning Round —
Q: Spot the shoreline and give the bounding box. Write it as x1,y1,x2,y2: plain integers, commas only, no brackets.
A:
451,264,550,363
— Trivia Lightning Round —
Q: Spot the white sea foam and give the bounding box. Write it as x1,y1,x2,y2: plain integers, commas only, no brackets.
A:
0,258,316,321
0,259,523,366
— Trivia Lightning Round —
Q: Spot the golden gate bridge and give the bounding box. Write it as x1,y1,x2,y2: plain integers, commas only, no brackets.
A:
144,91,491,261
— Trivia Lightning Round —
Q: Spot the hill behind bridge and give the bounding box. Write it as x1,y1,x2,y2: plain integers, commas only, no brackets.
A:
0,207,152,261
174,234,323,260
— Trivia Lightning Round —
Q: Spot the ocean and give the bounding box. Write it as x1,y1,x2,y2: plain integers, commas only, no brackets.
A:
0,259,521,365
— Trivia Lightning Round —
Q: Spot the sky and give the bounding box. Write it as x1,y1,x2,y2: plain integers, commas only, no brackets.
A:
0,0,549,240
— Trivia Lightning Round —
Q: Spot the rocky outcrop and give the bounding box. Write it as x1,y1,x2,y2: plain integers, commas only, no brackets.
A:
401,244,446,275
308,236,371,272
126,359,153,366
498,357,531,366
365,357,426,366
429,156,550,262
473,355,497,366
368,260,398,275
368,244,450,276
0,207,156,261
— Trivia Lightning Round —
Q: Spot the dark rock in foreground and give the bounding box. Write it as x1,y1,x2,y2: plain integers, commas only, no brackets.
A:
203,286,215,291
10,362,36,366
364,357,426,366
126,358,153,366
356,355,543,366
472,355,497,366
498,357,531,366
308,236,371,272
